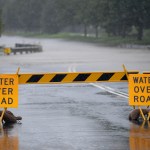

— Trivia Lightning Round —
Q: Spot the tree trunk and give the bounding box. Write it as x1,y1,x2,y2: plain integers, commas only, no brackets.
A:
137,18,144,41
84,23,87,37
95,25,98,38
137,25,143,41
121,24,126,38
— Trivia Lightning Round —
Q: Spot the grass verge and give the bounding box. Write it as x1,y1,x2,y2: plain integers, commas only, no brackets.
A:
3,30,150,47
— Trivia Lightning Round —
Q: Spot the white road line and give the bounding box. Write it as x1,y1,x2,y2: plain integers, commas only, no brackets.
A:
89,83,128,99
97,84,128,96
68,64,129,99
68,64,75,72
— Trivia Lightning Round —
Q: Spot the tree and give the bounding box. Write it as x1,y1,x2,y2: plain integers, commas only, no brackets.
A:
1,0,150,41
41,0,61,33
0,0,6,36
16,0,44,32
3,0,45,32
144,0,150,29
74,0,91,37
129,0,150,40
129,1,143,40
99,0,132,37
89,0,105,38
3,0,20,31
58,0,79,32
0,9,2,36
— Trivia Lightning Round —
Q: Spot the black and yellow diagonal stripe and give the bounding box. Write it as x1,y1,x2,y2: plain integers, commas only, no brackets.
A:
18,71,139,84
143,72,150,74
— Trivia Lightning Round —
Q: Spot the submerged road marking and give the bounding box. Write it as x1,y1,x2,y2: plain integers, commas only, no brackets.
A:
89,83,128,99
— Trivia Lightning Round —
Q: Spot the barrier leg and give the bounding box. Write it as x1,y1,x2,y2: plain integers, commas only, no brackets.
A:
141,120,146,128
139,107,146,121
148,120,150,127
16,67,20,75
147,112,150,121
123,64,135,110
0,108,7,127
122,64,129,80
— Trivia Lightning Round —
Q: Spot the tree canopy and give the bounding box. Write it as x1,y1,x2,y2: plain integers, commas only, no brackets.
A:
0,10,2,36
1,0,150,40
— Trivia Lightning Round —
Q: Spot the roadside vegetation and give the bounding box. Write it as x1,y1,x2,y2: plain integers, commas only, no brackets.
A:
4,30,150,47
0,0,150,46
0,9,2,37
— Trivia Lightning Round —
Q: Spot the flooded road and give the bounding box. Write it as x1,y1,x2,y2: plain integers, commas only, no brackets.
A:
0,35,150,150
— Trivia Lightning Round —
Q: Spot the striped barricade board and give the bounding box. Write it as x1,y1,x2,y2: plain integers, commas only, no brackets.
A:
18,71,139,84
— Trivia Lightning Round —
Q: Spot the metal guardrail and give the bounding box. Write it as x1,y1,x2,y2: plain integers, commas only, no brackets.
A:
0,46,4,55
3,43,43,55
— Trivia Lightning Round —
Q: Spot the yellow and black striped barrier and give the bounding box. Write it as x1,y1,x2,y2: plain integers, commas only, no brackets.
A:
143,72,150,74
18,71,139,84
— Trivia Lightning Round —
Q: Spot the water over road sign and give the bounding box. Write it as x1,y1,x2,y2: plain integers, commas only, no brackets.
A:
0,74,18,108
129,74,150,106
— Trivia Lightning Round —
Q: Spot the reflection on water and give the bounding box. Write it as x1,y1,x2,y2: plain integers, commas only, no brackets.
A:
0,124,18,150
130,121,150,150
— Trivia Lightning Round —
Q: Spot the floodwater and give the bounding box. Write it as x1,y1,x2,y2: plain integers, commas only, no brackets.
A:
0,35,150,150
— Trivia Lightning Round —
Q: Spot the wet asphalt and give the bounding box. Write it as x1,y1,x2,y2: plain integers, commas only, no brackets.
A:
0,36,150,150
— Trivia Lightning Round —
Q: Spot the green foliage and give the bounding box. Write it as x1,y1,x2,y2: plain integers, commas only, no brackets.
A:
41,0,65,33
1,0,150,42
3,0,45,32
0,9,2,36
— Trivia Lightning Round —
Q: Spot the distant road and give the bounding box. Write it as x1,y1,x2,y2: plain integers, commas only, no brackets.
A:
0,35,150,72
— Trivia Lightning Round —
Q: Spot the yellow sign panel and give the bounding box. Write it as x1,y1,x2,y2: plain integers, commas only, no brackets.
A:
129,74,150,106
0,74,18,108
4,48,11,54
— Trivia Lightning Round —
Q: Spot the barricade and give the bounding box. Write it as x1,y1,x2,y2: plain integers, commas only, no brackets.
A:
1,65,150,125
